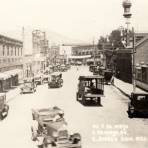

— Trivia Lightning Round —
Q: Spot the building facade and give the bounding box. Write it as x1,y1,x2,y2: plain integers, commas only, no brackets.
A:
135,36,148,91
0,34,23,92
114,33,148,91
70,44,102,65
48,45,60,65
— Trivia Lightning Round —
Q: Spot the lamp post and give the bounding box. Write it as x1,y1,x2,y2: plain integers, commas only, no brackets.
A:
132,27,136,93
122,0,132,46
122,0,136,93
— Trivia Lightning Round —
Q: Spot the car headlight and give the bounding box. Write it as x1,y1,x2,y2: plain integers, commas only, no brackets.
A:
53,131,58,137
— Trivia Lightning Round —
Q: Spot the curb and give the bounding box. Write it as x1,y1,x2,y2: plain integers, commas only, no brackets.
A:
112,84,130,98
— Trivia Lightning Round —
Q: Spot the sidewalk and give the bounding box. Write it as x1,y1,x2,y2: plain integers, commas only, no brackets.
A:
6,86,21,103
113,77,147,97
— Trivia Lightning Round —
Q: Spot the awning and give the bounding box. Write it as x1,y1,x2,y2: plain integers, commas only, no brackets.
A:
0,73,10,80
69,55,91,59
3,69,23,77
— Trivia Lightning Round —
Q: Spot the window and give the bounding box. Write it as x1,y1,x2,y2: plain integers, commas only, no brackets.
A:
20,48,22,56
7,46,9,56
2,45,5,56
11,46,13,56
15,47,16,56
18,47,19,56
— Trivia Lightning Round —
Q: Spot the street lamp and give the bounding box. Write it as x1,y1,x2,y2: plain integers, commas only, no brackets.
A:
122,0,132,46
122,0,136,93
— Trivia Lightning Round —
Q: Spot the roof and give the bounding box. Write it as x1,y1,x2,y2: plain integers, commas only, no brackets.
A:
136,36,148,48
79,75,104,80
3,69,23,76
0,73,10,80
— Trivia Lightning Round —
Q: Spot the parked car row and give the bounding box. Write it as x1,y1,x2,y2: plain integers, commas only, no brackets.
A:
89,65,114,85
20,68,66,94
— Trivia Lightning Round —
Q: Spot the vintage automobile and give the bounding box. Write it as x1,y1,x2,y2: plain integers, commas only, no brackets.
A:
42,74,49,84
66,64,71,70
76,75,104,105
0,93,9,119
34,74,43,85
48,72,63,88
128,92,148,118
89,65,97,72
60,64,68,72
20,78,36,94
104,69,113,85
31,106,81,148
92,66,100,75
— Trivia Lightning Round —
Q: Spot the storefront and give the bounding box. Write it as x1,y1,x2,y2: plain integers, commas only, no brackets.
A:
0,69,23,92
136,64,148,91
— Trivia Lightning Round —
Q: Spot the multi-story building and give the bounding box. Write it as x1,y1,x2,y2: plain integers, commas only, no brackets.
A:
32,30,48,56
135,35,148,91
115,33,148,91
70,44,102,65
23,54,33,78
0,34,23,92
48,45,60,65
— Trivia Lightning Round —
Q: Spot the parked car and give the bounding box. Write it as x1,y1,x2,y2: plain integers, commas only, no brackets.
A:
89,65,97,72
34,74,43,85
128,92,148,118
0,93,9,119
42,74,49,84
20,78,36,94
104,69,113,85
60,64,67,72
48,72,63,88
77,75,104,105
31,106,81,148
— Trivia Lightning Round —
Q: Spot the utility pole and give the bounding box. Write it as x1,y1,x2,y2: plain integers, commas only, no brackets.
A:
132,27,136,93
93,37,96,65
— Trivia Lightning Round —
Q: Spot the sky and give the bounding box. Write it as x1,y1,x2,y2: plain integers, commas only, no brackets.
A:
0,0,148,46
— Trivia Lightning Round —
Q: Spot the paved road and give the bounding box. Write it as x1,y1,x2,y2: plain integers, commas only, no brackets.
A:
0,66,148,148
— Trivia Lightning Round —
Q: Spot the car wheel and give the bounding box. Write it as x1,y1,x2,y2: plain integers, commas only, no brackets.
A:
51,141,56,147
128,105,134,118
82,95,86,105
32,113,35,120
76,93,79,101
72,133,81,144
97,97,101,105
0,113,3,120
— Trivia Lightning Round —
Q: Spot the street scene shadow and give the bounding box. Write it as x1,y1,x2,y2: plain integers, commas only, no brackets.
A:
127,111,148,119
78,100,103,107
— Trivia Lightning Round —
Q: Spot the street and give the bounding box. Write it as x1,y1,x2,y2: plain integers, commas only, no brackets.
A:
0,66,148,148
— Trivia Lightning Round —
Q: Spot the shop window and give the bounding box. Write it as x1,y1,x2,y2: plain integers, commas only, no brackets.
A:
142,67,147,83
136,68,142,81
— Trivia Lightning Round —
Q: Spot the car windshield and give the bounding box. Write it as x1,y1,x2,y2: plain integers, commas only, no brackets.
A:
23,82,32,87
137,96,147,101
